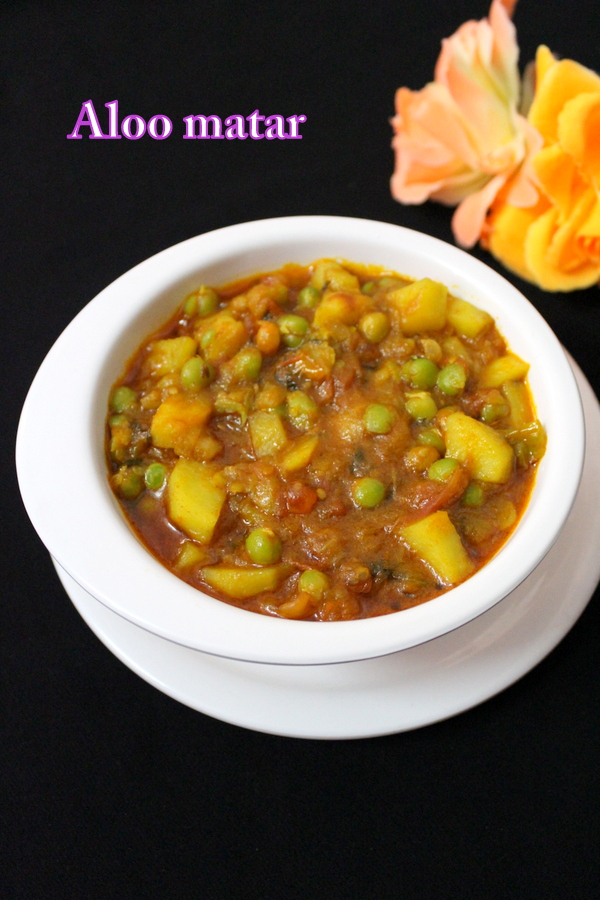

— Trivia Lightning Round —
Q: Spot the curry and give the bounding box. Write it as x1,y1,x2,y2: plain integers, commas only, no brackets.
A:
106,259,546,620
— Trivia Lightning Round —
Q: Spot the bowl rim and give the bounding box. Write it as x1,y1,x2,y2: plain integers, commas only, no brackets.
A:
16,215,585,664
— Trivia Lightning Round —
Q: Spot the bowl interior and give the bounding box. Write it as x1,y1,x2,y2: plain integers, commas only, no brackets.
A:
17,216,585,664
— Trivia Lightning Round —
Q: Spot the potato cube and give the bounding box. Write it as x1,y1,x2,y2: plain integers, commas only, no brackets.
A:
193,434,223,461
478,354,529,389
278,434,320,473
387,278,448,335
502,381,533,429
167,459,226,544
441,336,471,363
447,297,493,339
399,511,474,586
443,411,514,483
249,411,289,458
310,260,360,293
255,382,288,410
313,291,368,333
201,564,292,599
174,541,209,570
197,313,248,366
151,393,213,457
146,336,197,377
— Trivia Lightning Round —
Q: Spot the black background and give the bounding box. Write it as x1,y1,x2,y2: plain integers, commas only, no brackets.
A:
3,1,599,897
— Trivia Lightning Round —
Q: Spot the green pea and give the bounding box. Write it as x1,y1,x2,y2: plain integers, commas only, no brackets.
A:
180,356,215,390
278,314,309,348
144,463,166,491
245,528,282,565
512,422,547,465
229,346,262,382
462,483,485,507
183,293,198,317
352,477,386,508
296,286,320,309
359,311,390,343
193,287,219,318
287,390,318,429
405,392,438,421
271,283,289,306
110,386,137,414
363,404,395,435
427,457,460,482
200,329,216,350
437,362,467,396
417,428,445,454
109,414,129,428
481,402,509,424
114,466,143,500
361,281,375,295
298,569,329,600
401,357,439,390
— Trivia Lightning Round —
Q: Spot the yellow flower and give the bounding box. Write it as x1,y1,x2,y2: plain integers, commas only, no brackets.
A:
486,46,600,290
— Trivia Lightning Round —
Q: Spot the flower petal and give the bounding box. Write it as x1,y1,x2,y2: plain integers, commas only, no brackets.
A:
503,115,543,207
434,1,519,157
534,45,557,86
436,1,519,106
391,84,484,205
452,174,507,247
485,198,549,282
557,92,600,184
398,83,481,168
533,144,583,219
525,200,600,290
528,48,600,144
488,0,520,102
576,197,600,264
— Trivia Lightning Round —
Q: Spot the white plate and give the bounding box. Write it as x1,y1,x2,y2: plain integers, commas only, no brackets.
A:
54,358,600,740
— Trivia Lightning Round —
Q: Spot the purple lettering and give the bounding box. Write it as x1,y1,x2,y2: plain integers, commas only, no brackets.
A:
182,115,224,139
104,100,121,139
148,115,173,140
264,115,286,140
121,115,146,140
224,115,248,140
66,100,106,140
67,104,305,144
247,109,265,140
286,115,306,139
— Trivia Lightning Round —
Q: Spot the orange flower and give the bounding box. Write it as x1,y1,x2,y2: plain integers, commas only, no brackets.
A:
391,0,540,248
486,46,600,290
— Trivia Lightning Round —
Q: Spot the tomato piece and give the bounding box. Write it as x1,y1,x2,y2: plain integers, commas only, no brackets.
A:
286,482,318,514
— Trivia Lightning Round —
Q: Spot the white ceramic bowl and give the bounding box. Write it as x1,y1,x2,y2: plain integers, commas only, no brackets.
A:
17,216,585,665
